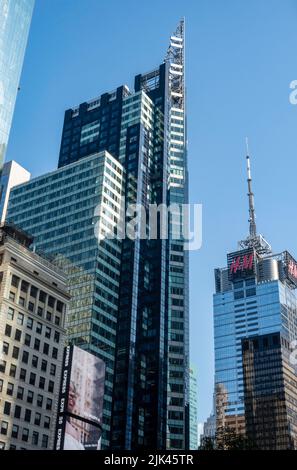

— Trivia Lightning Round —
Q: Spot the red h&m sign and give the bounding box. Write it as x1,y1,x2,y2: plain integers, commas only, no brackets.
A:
288,260,297,279
229,252,254,275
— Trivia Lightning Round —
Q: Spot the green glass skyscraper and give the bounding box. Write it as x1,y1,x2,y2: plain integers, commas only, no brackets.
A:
0,0,35,164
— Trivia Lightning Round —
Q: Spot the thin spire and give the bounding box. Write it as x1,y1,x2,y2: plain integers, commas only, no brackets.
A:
246,138,257,238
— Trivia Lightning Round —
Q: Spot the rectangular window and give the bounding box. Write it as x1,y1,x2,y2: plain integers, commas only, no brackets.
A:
30,286,38,298
54,331,60,343
27,317,33,329
0,360,6,373
43,343,49,355
52,347,58,359
37,306,43,317
50,364,56,376
46,398,52,411
28,302,34,312
11,425,19,439
24,409,31,423
22,428,29,442
34,412,41,426
9,364,16,378
9,291,15,302
19,297,25,307
32,431,39,446
20,368,26,381
0,379,3,392
17,312,24,325
55,316,60,326
32,355,38,368
29,373,36,386
34,338,40,351
1,421,8,435
41,360,47,372
12,346,19,359
36,322,42,334
45,326,51,339
48,296,55,308
41,434,48,449
6,382,14,396
37,395,43,408
56,301,64,313
39,377,45,390
27,390,34,404
14,405,21,419
11,275,20,288
25,333,31,346
5,324,12,337
2,341,9,355
3,401,11,416
48,380,54,393
21,280,29,293
14,329,21,341
46,311,52,321
17,386,24,400
7,307,14,320
44,416,50,429
39,291,47,303
22,350,29,364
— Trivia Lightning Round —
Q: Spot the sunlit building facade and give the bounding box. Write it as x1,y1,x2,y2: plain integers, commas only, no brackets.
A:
0,223,69,450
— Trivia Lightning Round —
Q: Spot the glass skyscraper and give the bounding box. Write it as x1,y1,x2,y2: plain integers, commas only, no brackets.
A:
0,0,34,164
7,151,124,449
7,20,189,450
213,154,297,448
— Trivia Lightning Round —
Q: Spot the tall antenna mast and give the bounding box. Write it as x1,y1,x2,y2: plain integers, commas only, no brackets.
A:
246,138,257,238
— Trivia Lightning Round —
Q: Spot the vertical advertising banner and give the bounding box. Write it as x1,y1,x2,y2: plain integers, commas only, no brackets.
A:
55,345,105,450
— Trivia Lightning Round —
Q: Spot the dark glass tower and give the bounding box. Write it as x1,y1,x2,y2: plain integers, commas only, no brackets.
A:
8,20,189,450
242,333,297,449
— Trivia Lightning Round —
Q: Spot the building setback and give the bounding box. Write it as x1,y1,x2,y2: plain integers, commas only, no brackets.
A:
213,152,297,448
7,20,189,450
0,223,69,450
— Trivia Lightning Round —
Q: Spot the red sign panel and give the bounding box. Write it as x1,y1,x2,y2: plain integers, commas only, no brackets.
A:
227,249,256,281
230,253,254,274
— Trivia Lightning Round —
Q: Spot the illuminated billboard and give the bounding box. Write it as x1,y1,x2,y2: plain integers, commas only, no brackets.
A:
55,345,105,450
227,248,256,281
283,251,297,289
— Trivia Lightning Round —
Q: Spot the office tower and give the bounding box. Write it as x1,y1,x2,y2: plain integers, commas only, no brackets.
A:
213,150,297,447
189,365,198,449
242,333,297,449
0,160,30,222
7,20,189,449
6,151,125,449
0,0,35,164
58,20,188,451
0,223,69,450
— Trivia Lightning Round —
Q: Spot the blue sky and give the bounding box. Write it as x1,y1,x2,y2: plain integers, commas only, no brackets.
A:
7,0,297,425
